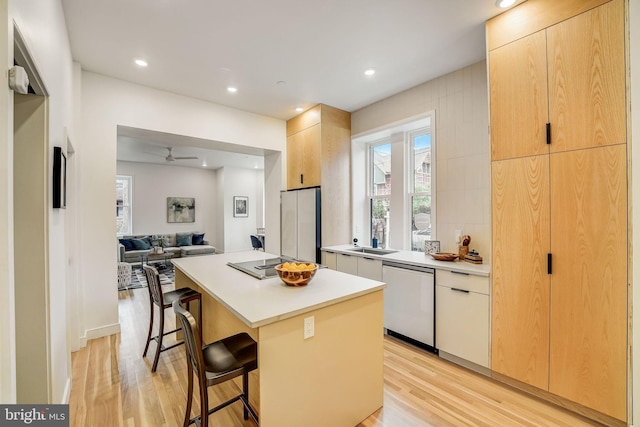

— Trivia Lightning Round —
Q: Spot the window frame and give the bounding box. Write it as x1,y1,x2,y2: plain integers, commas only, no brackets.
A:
368,139,392,248
116,175,133,236
407,126,435,251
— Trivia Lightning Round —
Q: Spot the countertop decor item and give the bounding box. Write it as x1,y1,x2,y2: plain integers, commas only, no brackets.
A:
424,240,440,255
429,252,458,261
275,262,318,286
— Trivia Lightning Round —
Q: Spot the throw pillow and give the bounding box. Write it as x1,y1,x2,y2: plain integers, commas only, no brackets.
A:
132,238,151,250
177,233,193,246
192,233,205,245
119,238,134,251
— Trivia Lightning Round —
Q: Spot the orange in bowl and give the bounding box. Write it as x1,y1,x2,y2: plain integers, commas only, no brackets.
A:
275,262,318,287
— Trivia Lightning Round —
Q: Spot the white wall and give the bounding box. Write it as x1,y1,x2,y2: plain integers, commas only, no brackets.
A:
219,167,262,252
117,161,218,240
0,0,75,404
351,61,490,259
78,72,285,346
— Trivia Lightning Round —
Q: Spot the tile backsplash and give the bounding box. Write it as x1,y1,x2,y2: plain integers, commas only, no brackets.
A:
352,61,491,263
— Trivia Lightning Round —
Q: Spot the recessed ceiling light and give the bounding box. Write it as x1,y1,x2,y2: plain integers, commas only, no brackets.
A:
202,161,208,167
364,68,376,76
295,107,304,112
496,0,516,8
227,86,238,93
134,59,148,67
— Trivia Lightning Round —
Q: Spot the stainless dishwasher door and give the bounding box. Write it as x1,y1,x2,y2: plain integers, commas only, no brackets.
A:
382,262,435,350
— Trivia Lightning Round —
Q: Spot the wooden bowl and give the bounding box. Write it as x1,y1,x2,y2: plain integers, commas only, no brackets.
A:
429,252,459,261
275,262,318,287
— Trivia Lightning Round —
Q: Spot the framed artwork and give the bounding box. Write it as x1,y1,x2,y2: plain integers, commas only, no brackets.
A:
53,146,66,209
233,196,248,217
167,197,195,223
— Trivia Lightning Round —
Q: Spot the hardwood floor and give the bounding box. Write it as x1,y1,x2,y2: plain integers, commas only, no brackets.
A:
69,285,606,427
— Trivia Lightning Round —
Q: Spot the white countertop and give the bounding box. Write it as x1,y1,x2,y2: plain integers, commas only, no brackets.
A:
322,245,491,277
172,251,386,329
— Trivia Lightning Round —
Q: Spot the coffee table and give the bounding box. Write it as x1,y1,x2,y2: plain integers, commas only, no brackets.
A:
140,251,174,271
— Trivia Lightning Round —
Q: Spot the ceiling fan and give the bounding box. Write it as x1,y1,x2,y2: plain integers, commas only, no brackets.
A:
146,147,199,162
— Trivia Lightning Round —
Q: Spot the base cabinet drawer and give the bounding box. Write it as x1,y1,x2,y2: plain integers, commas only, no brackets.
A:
336,253,358,276
436,284,489,368
321,250,337,270
357,257,382,281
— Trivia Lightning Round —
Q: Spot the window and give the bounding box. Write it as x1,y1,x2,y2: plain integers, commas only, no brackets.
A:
370,142,391,248
364,114,434,251
116,175,132,235
409,129,433,251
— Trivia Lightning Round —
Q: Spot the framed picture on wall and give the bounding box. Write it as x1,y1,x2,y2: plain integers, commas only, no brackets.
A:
233,196,248,217
167,197,195,223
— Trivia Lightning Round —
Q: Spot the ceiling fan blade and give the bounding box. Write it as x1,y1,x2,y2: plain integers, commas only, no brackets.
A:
174,156,199,160
143,151,166,157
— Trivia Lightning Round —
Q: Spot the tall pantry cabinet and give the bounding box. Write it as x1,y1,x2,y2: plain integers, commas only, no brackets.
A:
286,104,352,248
487,0,628,422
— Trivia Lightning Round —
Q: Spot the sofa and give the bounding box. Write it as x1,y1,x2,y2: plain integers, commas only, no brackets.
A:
118,232,216,264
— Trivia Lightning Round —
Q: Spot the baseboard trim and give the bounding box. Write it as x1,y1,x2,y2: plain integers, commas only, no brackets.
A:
85,322,121,341
61,377,71,404
438,351,491,377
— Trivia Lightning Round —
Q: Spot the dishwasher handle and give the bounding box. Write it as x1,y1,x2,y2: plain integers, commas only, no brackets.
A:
382,261,434,274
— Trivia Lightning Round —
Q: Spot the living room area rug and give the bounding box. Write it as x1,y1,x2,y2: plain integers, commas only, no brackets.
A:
118,263,175,291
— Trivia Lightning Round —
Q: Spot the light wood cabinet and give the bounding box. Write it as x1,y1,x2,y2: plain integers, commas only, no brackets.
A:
487,0,627,421
286,104,351,247
491,156,550,389
489,0,625,161
436,270,490,368
286,124,321,188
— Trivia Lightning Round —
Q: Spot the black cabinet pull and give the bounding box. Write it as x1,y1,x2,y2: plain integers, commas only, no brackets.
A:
547,253,552,274
451,270,469,276
546,123,551,145
300,174,304,184
451,288,470,293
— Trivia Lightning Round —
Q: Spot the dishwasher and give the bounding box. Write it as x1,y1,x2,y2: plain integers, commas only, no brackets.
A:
382,261,437,353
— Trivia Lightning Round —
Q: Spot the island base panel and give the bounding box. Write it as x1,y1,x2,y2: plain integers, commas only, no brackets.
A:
259,290,384,427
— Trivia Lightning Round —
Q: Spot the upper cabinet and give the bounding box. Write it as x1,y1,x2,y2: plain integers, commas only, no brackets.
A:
286,104,351,190
286,104,352,247
489,0,625,161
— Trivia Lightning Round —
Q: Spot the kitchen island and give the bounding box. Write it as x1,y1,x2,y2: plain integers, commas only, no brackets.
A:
172,251,385,427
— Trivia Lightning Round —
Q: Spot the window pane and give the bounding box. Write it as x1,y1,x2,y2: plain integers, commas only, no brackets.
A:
411,195,431,251
371,198,390,249
413,134,431,193
116,176,132,235
371,143,391,196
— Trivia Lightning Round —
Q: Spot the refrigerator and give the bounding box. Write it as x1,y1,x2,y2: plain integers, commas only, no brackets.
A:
281,188,321,263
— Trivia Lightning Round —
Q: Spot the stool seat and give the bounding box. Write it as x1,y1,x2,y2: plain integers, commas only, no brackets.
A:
143,265,202,373
173,301,259,427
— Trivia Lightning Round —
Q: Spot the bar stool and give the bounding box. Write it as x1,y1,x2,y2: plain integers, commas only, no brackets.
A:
143,265,202,373
173,301,259,427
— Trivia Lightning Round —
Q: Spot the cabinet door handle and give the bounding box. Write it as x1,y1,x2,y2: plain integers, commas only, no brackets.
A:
451,287,470,293
547,253,552,275
546,122,551,145
300,174,304,184
451,270,470,276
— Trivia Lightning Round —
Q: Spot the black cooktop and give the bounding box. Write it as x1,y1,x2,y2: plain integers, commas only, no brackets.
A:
227,257,294,280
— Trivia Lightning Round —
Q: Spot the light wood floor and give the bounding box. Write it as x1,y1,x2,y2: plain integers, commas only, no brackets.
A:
69,285,606,427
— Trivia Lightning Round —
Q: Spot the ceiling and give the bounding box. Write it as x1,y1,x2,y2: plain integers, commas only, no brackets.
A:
62,0,520,169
